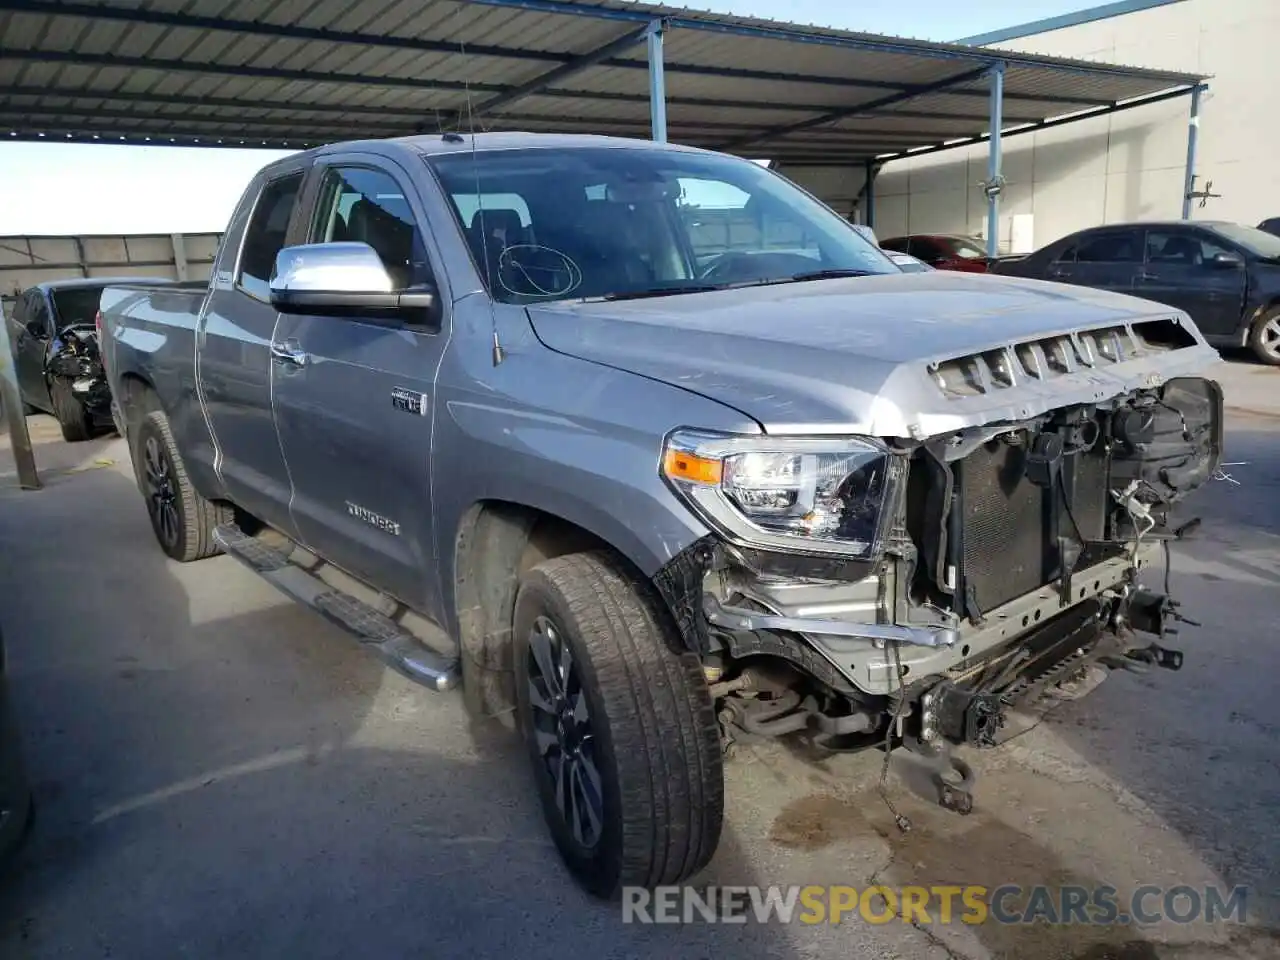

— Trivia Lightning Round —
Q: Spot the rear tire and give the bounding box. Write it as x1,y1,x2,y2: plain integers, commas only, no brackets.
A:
133,410,231,562
1247,306,1280,366
49,379,92,442
513,551,724,899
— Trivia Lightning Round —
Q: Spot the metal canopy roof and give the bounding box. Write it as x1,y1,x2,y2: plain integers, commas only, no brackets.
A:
0,0,1205,163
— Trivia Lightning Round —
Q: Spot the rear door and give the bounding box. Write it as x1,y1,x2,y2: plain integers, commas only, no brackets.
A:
271,154,448,609
197,163,309,533
1062,228,1143,295
1137,227,1247,337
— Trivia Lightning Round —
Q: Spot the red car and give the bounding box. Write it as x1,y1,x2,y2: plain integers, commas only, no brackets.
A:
879,234,994,273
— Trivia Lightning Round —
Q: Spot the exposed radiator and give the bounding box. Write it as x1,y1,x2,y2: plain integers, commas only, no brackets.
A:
956,438,1110,615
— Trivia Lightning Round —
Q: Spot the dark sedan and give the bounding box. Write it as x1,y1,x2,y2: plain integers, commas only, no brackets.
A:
880,233,994,272
996,220,1280,365
5,278,176,441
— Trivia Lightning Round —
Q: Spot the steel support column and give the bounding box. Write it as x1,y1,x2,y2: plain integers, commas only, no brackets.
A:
0,301,40,490
1181,84,1203,220
646,19,668,142
864,160,877,228
986,61,1005,260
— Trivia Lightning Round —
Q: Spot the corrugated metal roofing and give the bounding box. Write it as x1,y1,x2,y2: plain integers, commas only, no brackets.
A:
0,0,1205,162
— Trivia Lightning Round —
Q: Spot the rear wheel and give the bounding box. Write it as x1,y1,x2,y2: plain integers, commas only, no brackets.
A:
49,379,92,442
1247,307,1280,366
134,410,231,562
513,551,724,898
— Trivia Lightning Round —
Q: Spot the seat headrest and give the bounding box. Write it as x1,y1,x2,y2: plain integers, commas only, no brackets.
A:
469,208,526,246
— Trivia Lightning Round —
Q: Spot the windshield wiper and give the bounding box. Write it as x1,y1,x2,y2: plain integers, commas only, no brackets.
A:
771,268,877,284
595,283,724,302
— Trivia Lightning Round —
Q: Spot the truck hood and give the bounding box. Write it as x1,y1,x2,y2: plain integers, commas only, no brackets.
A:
526,272,1220,439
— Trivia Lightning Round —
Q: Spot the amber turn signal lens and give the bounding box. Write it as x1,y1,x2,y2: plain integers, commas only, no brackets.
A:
663,448,723,485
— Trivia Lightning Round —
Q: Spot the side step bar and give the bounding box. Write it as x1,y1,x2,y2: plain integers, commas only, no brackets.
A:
212,523,461,692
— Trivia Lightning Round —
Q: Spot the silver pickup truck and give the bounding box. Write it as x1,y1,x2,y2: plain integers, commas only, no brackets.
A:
99,132,1223,898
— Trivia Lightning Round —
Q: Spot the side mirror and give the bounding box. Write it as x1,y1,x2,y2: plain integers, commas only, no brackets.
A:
24,318,46,338
1208,250,1243,269
269,242,440,326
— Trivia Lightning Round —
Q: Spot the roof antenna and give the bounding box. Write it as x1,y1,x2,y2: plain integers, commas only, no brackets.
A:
457,28,504,366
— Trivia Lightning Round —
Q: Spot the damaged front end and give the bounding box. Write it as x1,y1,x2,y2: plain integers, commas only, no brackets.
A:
653,318,1223,810
48,323,113,423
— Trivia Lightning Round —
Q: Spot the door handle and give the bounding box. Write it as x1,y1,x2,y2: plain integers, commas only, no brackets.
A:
1139,271,1158,281
270,340,308,367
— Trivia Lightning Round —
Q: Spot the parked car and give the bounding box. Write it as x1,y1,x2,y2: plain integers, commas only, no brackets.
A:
4,278,174,440
1259,217,1280,238
880,234,994,272
100,133,1221,899
0,623,32,867
995,220,1280,364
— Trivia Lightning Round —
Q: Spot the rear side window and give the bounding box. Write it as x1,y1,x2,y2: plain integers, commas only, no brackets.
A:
238,173,304,300
1075,231,1141,263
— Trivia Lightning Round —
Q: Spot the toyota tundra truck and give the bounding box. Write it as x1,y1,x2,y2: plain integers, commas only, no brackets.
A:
98,133,1223,899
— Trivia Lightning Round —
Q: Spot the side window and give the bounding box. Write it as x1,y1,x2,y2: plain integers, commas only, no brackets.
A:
1075,231,1141,263
1052,243,1077,264
237,173,304,300
310,166,430,290
1146,230,1232,268
27,293,53,337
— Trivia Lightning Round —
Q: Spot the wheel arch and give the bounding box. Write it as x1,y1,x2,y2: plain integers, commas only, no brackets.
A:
450,498,699,724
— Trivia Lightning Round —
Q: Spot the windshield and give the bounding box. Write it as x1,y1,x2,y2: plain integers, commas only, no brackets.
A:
942,236,988,259
50,286,108,328
427,146,898,304
1208,223,1280,260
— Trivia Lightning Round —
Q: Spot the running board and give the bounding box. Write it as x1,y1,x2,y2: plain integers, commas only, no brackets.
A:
212,523,461,692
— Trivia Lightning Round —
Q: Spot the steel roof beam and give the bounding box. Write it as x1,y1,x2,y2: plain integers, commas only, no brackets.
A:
0,84,1029,135
0,1,1153,108
0,49,921,116
872,83,1201,162
466,23,650,119
718,65,993,151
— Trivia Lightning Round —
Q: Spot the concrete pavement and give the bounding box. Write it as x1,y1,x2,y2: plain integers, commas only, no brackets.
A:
0,358,1276,960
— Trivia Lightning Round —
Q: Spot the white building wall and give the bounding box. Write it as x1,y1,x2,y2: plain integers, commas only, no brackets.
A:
868,0,1277,251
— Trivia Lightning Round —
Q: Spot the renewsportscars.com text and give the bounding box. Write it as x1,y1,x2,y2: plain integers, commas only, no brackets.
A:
621,884,1249,926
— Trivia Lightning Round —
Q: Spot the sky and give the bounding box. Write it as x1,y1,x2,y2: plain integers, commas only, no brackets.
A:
0,0,1092,236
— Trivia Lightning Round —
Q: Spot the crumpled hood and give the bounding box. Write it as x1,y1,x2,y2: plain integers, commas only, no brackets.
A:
526,271,1219,438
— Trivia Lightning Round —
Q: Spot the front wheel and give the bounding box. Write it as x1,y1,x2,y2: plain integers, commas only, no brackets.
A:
133,410,231,562
513,551,724,898
49,379,93,442
1247,306,1280,366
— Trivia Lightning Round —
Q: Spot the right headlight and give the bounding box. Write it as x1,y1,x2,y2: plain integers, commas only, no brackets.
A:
660,429,904,559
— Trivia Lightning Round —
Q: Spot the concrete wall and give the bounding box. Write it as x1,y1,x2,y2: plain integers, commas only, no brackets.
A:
818,0,1274,252
0,232,222,306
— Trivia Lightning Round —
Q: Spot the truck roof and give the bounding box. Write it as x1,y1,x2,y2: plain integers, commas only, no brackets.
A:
261,131,710,174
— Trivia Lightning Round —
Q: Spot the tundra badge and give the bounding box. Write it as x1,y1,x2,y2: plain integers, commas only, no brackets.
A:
391,387,428,416
346,502,401,537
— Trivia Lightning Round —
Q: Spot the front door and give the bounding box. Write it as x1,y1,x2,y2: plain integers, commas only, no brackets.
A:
1137,228,1247,338
271,157,447,610
8,292,53,411
197,166,308,532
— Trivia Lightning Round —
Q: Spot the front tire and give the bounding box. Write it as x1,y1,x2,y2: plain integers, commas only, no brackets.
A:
513,551,724,899
133,410,231,562
49,379,92,442
1247,306,1280,366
